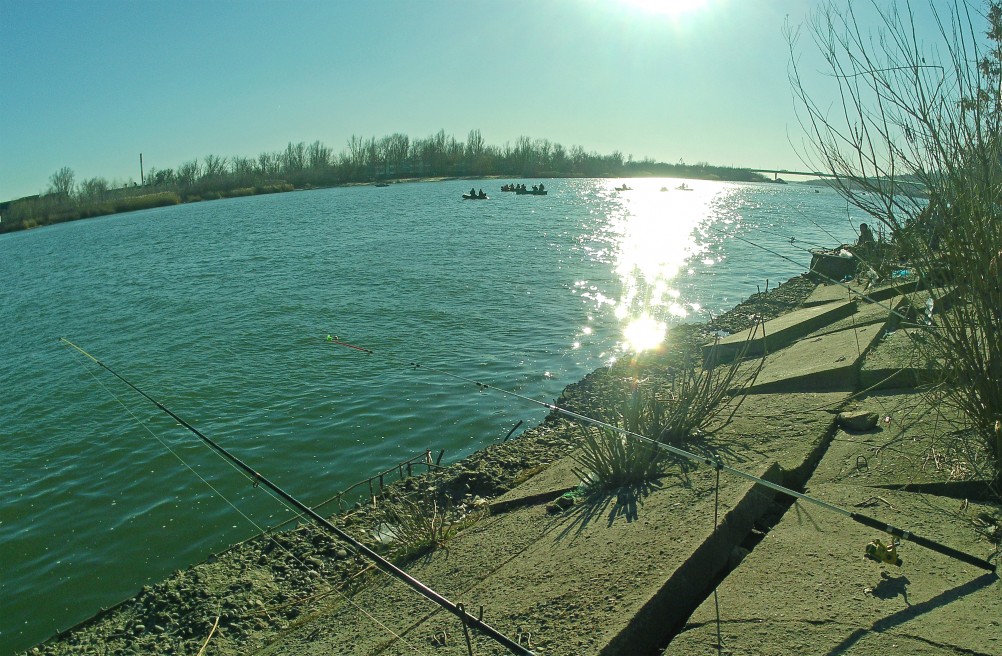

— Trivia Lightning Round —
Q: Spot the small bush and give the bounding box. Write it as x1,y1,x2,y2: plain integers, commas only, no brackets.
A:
574,326,763,492
256,183,294,194
371,494,480,562
112,192,181,213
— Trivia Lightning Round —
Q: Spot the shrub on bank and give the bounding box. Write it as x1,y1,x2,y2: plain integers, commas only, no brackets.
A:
256,183,294,195
573,325,764,495
222,187,256,198
112,192,181,213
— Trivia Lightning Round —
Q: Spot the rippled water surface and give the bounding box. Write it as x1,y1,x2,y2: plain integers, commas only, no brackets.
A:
0,179,866,652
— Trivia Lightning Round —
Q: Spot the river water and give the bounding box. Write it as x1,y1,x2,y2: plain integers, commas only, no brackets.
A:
0,178,866,652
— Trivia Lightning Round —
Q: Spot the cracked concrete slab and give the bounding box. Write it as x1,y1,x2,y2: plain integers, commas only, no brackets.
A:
662,483,1000,656
704,300,858,365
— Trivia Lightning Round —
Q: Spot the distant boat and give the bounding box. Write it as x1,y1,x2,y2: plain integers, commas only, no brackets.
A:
614,184,632,191
374,182,389,187
676,183,693,191
463,194,489,200
660,186,669,192
514,188,547,195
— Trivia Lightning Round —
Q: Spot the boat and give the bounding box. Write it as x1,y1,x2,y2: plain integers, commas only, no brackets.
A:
374,182,389,187
660,186,669,192
676,183,693,191
463,194,489,200
514,188,547,195
614,185,632,191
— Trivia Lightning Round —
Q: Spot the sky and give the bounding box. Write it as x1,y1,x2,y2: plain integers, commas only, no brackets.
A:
0,0,969,201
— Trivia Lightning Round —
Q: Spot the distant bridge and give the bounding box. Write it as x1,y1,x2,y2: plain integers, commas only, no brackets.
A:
750,168,836,179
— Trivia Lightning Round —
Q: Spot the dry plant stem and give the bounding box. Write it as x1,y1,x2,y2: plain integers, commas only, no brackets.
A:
788,0,1002,493
196,615,220,656
574,319,765,491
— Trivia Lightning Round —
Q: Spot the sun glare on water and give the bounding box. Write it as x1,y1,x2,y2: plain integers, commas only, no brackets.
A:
607,181,716,353
623,314,668,353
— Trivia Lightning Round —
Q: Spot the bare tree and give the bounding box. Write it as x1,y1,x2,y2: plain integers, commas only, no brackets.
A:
202,154,228,180
48,166,75,197
789,0,1002,491
306,140,333,171
281,142,307,174
176,160,201,188
78,176,109,201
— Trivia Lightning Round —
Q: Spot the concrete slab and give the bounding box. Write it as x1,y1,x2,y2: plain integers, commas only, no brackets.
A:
663,484,1000,656
812,392,980,489
739,322,885,394
804,281,864,307
859,327,943,391
804,278,918,308
705,392,846,481
803,296,896,339
704,300,858,365
253,391,845,656
256,458,783,656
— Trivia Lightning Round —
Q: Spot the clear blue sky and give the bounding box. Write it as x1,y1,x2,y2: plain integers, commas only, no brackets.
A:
0,0,956,201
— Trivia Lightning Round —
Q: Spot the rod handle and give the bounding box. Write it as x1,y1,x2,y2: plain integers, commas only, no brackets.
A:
851,512,996,573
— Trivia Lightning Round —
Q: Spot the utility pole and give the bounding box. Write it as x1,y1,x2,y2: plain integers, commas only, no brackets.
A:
140,153,144,186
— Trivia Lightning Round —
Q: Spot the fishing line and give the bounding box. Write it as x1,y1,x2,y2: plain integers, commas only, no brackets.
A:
721,220,832,255
60,338,534,656
712,465,724,652
691,193,929,328
715,227,913,322
63,343,272,531
60,340,425,654
326,337,996,573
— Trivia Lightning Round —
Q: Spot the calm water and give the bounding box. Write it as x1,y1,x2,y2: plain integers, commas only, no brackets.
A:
0,178,865,652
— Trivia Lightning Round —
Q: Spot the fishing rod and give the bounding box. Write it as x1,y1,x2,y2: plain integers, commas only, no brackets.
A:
59,338,535,656
325,336,996,574
716,226,922,324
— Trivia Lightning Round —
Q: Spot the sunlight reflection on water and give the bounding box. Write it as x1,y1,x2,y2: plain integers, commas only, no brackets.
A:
603,180,728,352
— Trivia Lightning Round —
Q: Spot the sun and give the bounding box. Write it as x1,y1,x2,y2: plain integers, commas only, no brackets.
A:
620,0,708,16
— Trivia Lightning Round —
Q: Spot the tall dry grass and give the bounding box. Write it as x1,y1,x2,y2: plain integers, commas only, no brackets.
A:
789,0,1001,492
574,326,764,492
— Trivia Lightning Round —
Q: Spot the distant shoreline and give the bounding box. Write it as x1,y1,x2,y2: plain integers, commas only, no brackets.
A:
0,170,784,236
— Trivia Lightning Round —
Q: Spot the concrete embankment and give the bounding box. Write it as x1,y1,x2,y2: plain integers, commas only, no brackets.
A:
23,275,1000,656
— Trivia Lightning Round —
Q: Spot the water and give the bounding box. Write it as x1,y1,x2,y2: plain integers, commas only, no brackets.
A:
0,178,865,653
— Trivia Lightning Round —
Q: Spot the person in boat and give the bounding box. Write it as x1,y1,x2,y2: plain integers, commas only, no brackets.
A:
470,187,476,197
478,189,486,198
532,185,538,192
538,183,544,191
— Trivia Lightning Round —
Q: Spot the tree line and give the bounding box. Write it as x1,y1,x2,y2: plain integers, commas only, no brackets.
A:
0,129,772,233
